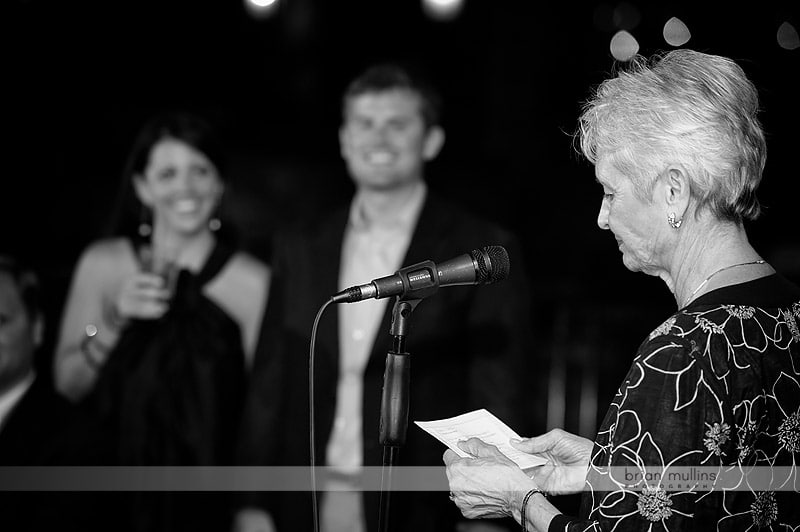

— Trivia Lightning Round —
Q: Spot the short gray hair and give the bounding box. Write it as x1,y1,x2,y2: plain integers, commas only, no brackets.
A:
577,49,766,223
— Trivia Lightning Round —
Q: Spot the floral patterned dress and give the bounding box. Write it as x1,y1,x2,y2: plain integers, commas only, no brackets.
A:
555,274,800,531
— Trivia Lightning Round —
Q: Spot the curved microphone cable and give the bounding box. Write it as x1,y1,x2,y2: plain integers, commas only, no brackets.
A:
309,297,334,532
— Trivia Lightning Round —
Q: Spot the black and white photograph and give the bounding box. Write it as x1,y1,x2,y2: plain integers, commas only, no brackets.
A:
3,1,799,531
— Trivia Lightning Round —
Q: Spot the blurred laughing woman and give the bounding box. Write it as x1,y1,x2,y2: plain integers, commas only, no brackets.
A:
53,111,270,532
444,49,800,531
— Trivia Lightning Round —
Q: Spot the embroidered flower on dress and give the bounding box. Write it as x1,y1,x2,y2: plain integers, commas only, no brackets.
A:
723,304,755,320
737,421,758,460
782,309,800,342
751,491,778,528
792,301,800,318
649,316,677,339
637,486,673,522
704,422,731,456
778,411,800,453
696,316,724,334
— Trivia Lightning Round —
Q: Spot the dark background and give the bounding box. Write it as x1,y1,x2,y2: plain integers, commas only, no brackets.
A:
4,0,799,437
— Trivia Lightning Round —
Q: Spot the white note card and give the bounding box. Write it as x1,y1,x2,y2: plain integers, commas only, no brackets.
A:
415,409,547,470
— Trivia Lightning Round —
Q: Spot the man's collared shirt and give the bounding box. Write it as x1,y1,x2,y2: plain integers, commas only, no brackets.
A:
326,181,427,473
0,372,35,432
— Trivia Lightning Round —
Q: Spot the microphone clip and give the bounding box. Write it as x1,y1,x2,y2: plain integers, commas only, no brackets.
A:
387,260,440,301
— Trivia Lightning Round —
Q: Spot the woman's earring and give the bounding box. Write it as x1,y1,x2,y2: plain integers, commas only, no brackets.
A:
667,212,682,229
209,193,223,232
138,207,153,237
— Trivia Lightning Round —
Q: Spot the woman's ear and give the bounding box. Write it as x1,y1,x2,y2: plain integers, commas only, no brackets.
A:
662,165,691,216
213,181,225,208
132,174,153,207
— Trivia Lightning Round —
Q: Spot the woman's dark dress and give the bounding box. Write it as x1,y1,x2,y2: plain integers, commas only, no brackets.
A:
88,241,246,532
551,274,800,531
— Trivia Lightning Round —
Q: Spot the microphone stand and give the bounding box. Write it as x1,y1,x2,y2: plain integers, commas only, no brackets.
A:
377,296,423,532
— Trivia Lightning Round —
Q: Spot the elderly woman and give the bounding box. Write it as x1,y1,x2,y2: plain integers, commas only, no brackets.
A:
444,50,800,531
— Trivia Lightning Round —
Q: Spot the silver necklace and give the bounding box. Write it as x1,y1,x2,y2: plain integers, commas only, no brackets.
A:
684,259,765,307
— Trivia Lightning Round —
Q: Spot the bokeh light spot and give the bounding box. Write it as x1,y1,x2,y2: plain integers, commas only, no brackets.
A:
663,17,691,47
777,21,800,50
244,0,278,19
613,2,641,31
610,30,639,62
422,0,464,21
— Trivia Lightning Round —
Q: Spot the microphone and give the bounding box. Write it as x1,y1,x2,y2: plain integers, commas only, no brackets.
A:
332,245,510,303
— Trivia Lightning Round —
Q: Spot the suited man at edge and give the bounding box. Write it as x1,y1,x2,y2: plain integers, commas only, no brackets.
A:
0,255,114,531
234,63,536,532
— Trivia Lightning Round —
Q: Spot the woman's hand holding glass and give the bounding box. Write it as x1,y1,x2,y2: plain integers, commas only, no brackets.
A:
114,271,172,322
113,245,178,323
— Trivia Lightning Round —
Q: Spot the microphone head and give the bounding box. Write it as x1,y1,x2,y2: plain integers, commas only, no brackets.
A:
471,246,510,284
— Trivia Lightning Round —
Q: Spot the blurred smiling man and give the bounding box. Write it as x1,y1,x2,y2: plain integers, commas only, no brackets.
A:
236,63,535,532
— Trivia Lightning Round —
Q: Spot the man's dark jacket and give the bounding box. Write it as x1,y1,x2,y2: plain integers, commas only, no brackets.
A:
239,193,536,532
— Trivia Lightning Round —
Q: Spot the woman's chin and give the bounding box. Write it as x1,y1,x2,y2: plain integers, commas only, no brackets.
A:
620,254,643,273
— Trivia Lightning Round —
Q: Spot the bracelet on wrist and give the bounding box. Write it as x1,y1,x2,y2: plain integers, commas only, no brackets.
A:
521,487,547,532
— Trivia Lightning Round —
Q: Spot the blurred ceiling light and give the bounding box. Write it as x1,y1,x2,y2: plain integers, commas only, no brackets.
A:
422,0,464,21
245,0,279,19
663,16,691,46
610,30,639,61
777,21,800,50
